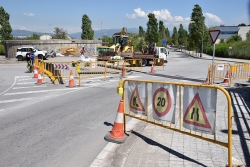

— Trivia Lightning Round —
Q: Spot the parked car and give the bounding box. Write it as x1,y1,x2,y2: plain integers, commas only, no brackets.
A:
16,46,48,61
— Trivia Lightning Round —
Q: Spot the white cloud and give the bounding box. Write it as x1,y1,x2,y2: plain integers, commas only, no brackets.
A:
204,13,222,23
126,8,223,30
126,8,147,19
153,9,172,20
19,27,27,30
23,13,35,17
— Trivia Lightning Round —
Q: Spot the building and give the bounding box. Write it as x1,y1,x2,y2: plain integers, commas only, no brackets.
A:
40,34,52,40
215,25,250,42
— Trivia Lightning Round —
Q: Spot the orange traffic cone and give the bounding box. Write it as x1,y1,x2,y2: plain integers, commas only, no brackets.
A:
121,66,126,78
66,70,75,87
150,63,154,73
36,73,43,84
33,66,38,78
104,99,127,144
222,71,231,83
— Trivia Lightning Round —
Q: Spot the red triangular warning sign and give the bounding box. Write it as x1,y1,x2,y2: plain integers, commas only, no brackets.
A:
209,30,220,44
183,93,211,128
129,86,145,111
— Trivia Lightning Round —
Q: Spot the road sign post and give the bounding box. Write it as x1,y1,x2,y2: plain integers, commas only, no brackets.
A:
209,30,221,84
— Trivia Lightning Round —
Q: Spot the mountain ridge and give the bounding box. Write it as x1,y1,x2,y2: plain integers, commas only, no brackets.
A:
12,28,140,39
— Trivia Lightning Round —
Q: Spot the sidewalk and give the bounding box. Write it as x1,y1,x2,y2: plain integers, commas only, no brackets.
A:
91,78,250,166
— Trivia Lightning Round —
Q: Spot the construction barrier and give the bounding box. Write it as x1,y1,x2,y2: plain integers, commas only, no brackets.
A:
153,58,165,70
124,59,142,72
231,62,250,80
212,62,232,86
118,79,233,166
207,62,250,86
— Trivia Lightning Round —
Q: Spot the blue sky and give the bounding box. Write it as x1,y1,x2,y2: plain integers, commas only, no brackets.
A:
0,0,249,34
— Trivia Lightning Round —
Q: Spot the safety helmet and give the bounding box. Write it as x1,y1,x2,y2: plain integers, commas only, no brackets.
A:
82,45,85,48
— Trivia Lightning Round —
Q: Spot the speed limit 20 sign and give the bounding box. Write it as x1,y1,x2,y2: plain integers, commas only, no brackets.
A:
152,84,177,123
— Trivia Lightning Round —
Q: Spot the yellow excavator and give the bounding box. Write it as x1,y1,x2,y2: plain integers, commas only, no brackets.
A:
109,27,133,53
97,27,133,59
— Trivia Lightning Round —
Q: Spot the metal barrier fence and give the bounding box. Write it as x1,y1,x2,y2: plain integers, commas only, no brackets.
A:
231,62,250,79
122,79,232,166
212,62,232,86
209,62,250,86
153,58,164,70
124,59,142,72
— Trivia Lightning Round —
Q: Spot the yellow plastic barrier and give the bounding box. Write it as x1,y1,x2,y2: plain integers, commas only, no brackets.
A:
124,59,142,72
122,79,232,167
153,58,164,70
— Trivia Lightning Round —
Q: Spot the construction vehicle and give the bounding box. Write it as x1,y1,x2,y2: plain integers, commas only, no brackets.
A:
97,27,133,60
122,42,169,67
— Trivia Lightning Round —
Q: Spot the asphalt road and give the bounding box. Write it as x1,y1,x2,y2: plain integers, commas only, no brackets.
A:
0,50,245,167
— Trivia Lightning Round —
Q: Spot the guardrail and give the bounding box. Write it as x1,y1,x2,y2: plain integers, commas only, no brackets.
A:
122,79,232,166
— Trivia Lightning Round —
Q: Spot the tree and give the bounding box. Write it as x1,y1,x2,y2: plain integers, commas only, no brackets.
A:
52,27,68,39
139,26,145,37
26,33,40,40
165,27,171,45
188,4,205,51
158,20,165,40
178,24,187,46
145,13,159,44
0,6,13,45
171,26,178,45
246,30,250,40
238,23,246,26
226,34,242,43
81,14,94,40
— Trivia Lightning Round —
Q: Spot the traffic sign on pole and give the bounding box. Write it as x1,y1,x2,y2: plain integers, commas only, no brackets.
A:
209,30,220,44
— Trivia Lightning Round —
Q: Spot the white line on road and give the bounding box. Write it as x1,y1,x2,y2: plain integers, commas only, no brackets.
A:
0,76,19,96
12,85,47,89
16,82,37,85
0,98,31,103
4,87,83,96
18,78,33,81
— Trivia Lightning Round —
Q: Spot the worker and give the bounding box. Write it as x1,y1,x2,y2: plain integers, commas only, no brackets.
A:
80,46,87,55
26,48,32,72
27,49,35,72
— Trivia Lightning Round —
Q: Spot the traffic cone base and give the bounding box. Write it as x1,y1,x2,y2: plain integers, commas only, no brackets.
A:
104,99,127,144
222,71,231,84
35,74,44,85
66,70,76,87
222,79,229,83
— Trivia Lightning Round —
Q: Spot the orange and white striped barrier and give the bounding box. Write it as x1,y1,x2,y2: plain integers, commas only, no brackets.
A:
104,99,127,144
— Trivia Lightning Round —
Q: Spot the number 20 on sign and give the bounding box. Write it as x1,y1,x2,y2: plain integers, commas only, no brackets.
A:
152,84,176,123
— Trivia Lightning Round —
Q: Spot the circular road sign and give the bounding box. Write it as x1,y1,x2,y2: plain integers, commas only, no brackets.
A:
153,87,172,117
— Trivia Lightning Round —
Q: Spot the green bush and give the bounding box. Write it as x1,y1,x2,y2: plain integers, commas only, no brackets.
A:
0,45,5,55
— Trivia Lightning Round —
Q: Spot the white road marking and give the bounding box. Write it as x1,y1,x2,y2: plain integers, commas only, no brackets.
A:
4,87,83,96
0,76,19,96
12,85,47,89
0,98,31,103
18,78,33,81
126,76,141,78
16,82,37,85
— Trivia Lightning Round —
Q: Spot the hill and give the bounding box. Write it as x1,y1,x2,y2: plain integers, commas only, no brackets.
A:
11,28,139,39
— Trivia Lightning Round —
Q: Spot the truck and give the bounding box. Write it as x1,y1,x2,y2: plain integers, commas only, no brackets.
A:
122,43,169,66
